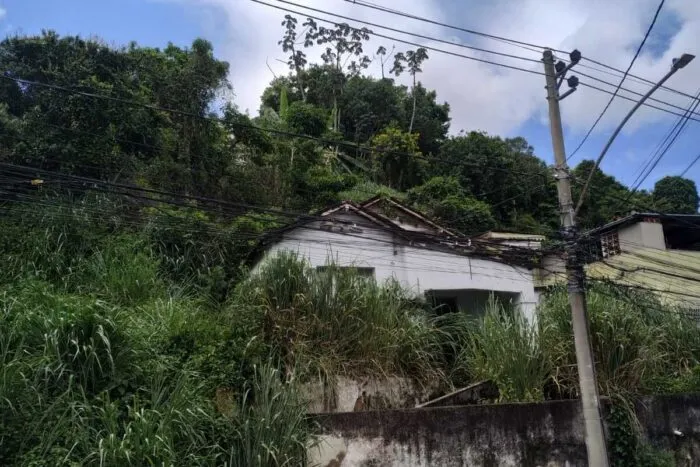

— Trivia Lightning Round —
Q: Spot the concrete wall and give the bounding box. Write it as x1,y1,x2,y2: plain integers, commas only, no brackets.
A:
303,376,439,414
619,221,666,251
308,394,700,467
260,214,539,321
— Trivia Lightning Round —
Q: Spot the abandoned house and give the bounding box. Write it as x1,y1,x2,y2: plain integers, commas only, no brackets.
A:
251,197,544,320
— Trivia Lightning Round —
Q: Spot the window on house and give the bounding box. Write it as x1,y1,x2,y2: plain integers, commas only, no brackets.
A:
315,266,375,279
431,296,459,315
682,308,700,323
600,231,621,258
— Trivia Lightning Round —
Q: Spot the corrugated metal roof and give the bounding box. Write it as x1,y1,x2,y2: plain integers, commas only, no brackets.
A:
539,248,700,307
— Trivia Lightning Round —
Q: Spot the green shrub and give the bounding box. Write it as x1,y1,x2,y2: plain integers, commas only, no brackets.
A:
78,235,165,305
146,209,276,302
457,297,549,401
0,191,125,287
539,284,700,397
228,363,315,467
238,253,445,383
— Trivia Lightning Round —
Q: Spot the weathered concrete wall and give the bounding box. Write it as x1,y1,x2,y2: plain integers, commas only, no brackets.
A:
304,376,439,414
636,393,700,463
308,394,700,467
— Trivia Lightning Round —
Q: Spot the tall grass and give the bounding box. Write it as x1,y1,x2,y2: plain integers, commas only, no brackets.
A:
0,277,315,465
237,253,445,384
456,297,549,402
449,284,700,402
228,363,314,467
539,284,700,397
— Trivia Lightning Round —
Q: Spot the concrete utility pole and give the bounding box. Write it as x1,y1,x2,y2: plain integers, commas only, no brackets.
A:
542,49,609,467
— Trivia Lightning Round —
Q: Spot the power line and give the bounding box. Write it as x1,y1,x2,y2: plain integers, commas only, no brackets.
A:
627,90,700,189
270,0,542,65
575,69,700,119
0,74,555,181
581,56,698,102
0,181,541,270
577,82,700,122
342,0,569,55
2,118,552,181
344,0,695,105
566,0,666,161
269,0,698,121
629,91,700,192
571,176,700,236
251,0,546,77
0,163,542,257
680,151,700,177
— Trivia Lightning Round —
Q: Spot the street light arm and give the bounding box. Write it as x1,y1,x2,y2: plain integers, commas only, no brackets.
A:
574,66,680,216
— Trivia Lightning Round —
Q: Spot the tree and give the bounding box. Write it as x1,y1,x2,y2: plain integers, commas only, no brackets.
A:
403,83,450,155
375,45,394,80
407,176,496,234
0,32,231,197
370,126,425,190
284,101,327,137
279,15,308,101
433,132,556,231
432,195,496,235
391,47,428,133
571,160,641,228
653,176,699,214
301,19,372,133
406,176,464,206
338,75,405,143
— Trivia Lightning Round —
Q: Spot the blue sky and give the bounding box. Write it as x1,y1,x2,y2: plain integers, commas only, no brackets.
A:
2,0,699,192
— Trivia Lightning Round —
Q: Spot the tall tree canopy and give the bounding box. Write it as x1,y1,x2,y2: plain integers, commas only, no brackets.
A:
0,25,671,238
653,176,699,214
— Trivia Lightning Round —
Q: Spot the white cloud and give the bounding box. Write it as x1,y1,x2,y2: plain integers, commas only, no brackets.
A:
0,7,7,20
180,0,700,139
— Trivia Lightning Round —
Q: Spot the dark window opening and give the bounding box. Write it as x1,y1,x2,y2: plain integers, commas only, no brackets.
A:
315,266,375,279
430,296,458,315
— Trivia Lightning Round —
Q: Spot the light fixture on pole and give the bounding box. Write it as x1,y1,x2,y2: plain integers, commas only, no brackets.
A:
575,53,695,214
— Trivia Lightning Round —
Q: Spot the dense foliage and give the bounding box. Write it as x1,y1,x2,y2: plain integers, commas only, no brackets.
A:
1,24,700,465
653,176,699,214
2,28,693,246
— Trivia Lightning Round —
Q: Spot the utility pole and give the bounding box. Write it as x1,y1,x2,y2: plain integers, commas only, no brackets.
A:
542,49,609,467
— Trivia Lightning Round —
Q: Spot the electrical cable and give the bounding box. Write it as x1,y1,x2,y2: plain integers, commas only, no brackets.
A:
680,151,700,177
0,184,542,272
627,99,696,189
574,69,700,119
581,56,698,102
0,75,557,180
251,0,546,77
270,0,543,65
577,82,700,122
343,0,696,104
629,92,700,192
566,0,665,161
342,0,569,55
0,164,542,259
1,120,553,185
265,0,699,121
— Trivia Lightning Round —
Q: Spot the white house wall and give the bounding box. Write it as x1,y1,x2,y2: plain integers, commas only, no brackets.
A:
260,217,538,321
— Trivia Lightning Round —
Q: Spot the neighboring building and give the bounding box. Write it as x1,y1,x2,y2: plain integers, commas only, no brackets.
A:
252,197,542,321
474,231,545,250
537,212,700,311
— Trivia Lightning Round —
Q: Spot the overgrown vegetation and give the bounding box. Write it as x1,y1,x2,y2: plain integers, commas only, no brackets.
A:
2,20,700,466
237,254,445,383
3,195,700,463
0,202,316,465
